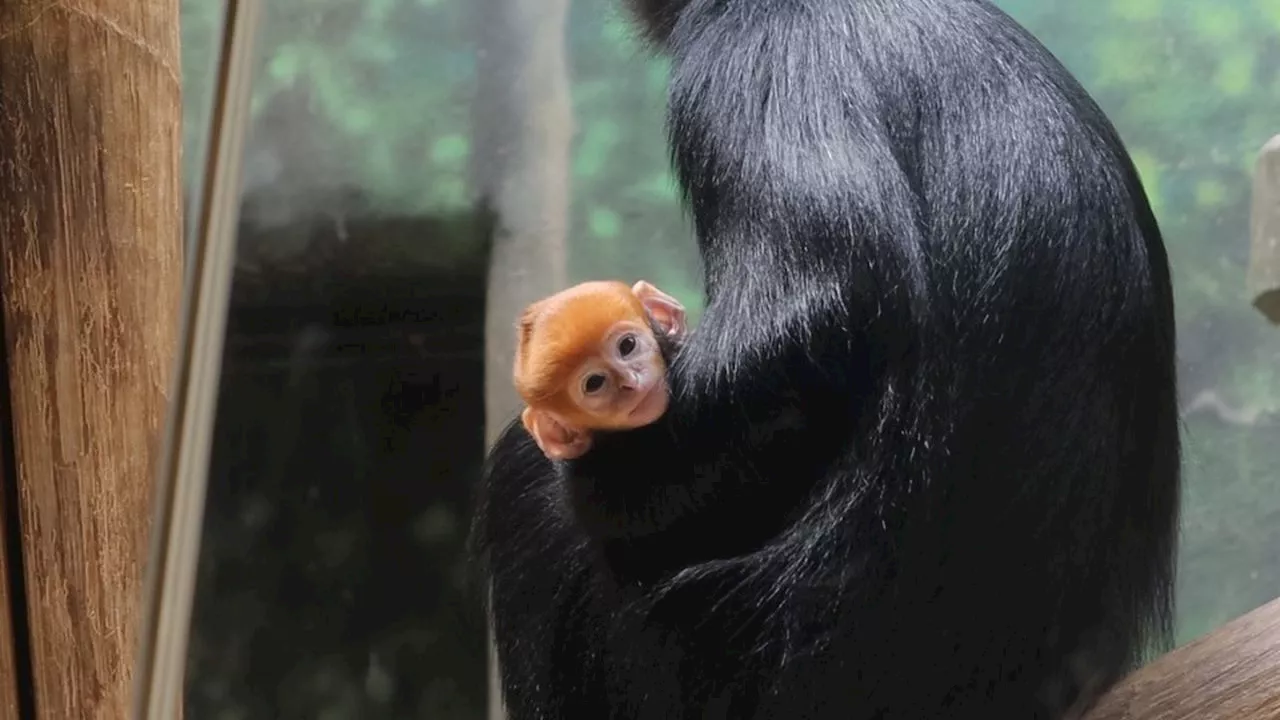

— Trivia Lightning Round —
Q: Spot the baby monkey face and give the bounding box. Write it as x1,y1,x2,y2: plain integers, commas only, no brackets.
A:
571,320,669,429
513,279,686,460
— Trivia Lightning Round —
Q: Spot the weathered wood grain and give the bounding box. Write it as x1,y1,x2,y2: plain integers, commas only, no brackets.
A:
1085,596,1280,720
0,0,183,717
0,435,22,720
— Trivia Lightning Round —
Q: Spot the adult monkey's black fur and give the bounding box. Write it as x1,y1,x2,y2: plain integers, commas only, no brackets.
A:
472,0,1181,717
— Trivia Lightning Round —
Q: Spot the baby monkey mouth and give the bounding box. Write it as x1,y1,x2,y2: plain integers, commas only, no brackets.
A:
625,377,669,425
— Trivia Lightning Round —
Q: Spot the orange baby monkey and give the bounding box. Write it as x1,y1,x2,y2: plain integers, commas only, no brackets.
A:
513,280,687,461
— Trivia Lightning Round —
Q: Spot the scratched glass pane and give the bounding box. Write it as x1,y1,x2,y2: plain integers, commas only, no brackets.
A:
176,0,1280,717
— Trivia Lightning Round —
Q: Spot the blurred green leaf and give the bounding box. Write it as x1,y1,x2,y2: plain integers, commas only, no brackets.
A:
1113,0,1160,21
588,207,622,239
1127,148,1165,217
646,58,670,94
601,14,633,47
627,173,681,203
574,121,623,179
431,134,470,166
1214,51,1254,96
268,45,303,83
1262,0,1280,29
1190,3,1242,43
1193,178,1227,208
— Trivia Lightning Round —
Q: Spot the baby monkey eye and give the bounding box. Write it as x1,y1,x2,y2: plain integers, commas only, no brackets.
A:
617,334,637,358
583,373,607,395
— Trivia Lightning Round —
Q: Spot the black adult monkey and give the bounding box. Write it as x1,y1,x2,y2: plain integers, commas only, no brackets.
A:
472,0,1180,717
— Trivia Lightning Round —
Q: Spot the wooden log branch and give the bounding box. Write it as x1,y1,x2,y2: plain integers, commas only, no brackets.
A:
0,0,183,718
1249,135,1280,324
1085,596,1280,720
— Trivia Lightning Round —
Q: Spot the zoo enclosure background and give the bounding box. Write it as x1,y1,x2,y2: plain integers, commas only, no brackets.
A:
176,0,1280,717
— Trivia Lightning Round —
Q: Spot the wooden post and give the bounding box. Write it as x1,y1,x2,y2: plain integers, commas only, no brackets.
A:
0,441,21,720
0,0,183,718
1249,135,1280,324
470,0,573,715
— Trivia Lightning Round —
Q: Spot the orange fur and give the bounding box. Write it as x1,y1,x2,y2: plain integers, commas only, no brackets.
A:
513,281,663,431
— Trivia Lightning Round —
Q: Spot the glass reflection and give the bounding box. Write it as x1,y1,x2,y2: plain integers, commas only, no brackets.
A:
176,0,1280,716
181,0,228,248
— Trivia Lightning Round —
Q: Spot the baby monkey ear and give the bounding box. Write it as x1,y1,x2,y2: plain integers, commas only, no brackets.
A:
521,408,593,461
632,280,686,338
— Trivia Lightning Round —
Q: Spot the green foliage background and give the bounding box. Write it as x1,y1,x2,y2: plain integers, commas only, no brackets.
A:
183,0,1280,659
